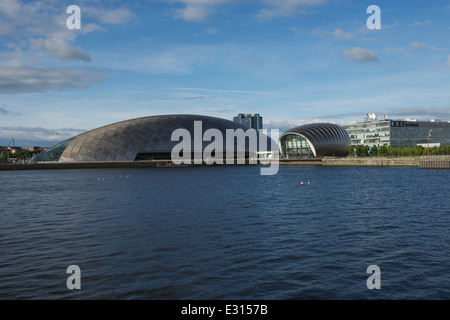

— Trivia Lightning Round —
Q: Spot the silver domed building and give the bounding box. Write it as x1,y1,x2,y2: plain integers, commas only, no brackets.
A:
279,123,350,158
32,114,271,163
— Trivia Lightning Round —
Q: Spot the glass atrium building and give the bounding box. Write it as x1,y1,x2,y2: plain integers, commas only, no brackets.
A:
279,123,350,159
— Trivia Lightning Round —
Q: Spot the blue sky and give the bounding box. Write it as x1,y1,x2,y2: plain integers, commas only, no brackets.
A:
1,0,450,146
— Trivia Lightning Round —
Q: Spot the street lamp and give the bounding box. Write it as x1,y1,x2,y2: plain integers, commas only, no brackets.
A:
427,129,433,158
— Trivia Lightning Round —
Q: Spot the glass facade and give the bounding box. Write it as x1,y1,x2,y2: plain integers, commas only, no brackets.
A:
343,120,391,147
31,138,74,162
390,121,450,147
279,123,350,158
343,119,450,147
280,134,315,159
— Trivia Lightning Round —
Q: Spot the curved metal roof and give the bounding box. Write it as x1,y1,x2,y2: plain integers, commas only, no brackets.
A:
280,122,350,157
35,114,270,162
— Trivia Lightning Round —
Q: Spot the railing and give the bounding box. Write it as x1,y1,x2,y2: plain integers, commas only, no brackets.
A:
419,159,450,169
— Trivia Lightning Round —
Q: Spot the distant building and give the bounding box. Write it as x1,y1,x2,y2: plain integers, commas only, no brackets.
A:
343,113,450,148
233,113,263,130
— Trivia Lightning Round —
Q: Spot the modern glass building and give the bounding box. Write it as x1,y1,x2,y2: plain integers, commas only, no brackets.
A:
31,114,273,163
343,115,450,148
279,123,350,159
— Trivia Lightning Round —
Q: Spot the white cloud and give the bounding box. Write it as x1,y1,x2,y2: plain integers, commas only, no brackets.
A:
381,107,450,120
170,0,234,22
332,28,354,40
314,28,354,40
342,47,379,63
264,119,327,133
83,7,135,24
0,0,20,17
164,0,326,22
256,0,327,19
0,0,135,93
409,20,432,27
94,44,271,76
411,42,445,51
206,28,219,34
174,4,210,22
29,37,91,62
174,87,277,95
0,60,104,93
0,1,105,62
412,42,429,49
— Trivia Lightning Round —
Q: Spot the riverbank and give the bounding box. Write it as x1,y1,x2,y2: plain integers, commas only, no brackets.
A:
321,157,420,167
0,161,182,170
322,157,450,168
1,157,449,170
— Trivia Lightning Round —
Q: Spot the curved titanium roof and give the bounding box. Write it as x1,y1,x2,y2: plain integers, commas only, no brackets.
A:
280,122,350,157
36,114,268,163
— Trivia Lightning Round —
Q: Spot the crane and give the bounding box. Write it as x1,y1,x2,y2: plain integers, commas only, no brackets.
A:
7,138,15,149
6,138,15,160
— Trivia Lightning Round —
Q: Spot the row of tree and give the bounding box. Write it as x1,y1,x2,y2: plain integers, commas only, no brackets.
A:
350,144,450,157
0,149,43,160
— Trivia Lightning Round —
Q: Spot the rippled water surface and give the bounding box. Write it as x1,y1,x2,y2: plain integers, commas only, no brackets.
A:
0,165,449,299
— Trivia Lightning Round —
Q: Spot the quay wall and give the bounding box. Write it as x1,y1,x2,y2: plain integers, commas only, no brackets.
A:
2,157,450,170
321,157,420,167
419,160,450,169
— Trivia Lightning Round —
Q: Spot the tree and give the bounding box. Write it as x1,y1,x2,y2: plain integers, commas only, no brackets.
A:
371,145,379,156
16,150,31,159
378,145,388,157
362,145,370,157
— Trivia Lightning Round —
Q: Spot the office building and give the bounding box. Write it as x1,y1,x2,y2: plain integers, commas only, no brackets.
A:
343,113,450,148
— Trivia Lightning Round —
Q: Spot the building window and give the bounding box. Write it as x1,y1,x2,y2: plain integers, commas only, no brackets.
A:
280,134,315,159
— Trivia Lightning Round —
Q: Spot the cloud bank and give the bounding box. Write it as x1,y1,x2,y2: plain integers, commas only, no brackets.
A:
0,0,133,93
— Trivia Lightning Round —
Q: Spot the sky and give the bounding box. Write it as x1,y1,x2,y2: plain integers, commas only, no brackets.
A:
1,0,450,146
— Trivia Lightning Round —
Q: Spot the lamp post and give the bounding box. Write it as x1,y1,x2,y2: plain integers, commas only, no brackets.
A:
427,129,433,158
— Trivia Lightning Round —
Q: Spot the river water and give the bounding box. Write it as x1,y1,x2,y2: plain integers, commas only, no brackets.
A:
0,165,448,299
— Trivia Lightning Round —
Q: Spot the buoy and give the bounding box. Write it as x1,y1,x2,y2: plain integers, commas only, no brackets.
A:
300,182,304,185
